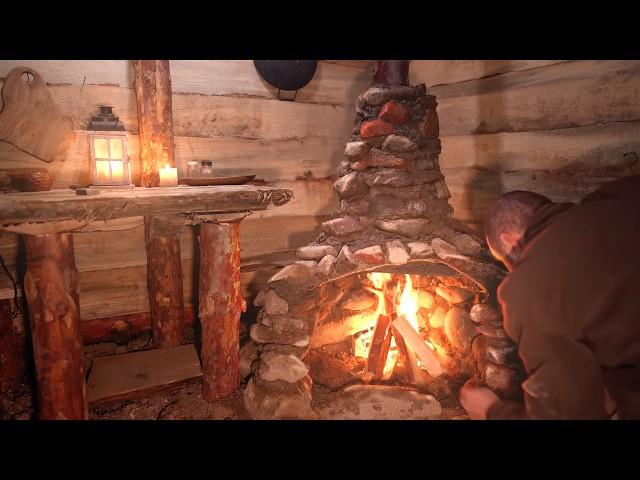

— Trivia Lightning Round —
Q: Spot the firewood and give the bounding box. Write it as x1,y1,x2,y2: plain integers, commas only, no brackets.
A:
365,313,393,380
392,314,445,378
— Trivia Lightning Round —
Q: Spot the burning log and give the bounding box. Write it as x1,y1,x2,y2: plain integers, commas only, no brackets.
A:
390,322,425,387
392,314,445,378
365,314,393,380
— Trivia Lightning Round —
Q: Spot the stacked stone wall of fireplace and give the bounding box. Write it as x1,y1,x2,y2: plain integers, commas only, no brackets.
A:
242,81,524,419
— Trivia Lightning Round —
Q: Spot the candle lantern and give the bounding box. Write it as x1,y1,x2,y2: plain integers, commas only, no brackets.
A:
87,106,132,187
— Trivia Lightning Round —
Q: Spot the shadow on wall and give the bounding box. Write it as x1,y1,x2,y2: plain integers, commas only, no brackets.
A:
464,61,508,237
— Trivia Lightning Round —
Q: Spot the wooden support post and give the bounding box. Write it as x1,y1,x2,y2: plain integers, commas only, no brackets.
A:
0,299,22,391
198,221,245,401
134,60,186,348
23,233,87,419
132,60,175,188
144,216,185,347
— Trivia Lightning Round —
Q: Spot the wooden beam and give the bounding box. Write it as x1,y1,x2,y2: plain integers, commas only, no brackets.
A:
144,216,185,347
0,186,293,232
0,299,22,390
199,221,245,401
23,233,87,419
133,60,175,187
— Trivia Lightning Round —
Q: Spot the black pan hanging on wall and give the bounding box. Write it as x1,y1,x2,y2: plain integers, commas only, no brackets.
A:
253,60,318,101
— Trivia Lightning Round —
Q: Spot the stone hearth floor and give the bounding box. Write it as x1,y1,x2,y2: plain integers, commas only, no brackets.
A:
1,333,469,420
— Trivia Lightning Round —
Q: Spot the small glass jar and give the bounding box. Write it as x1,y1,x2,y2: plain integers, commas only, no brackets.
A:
186,160,199,178
201,160,214,176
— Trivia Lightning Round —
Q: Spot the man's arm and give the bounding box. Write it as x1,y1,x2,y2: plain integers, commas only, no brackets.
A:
487,332,609,420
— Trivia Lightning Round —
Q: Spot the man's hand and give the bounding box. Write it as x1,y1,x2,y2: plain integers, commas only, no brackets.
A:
460,381,500,420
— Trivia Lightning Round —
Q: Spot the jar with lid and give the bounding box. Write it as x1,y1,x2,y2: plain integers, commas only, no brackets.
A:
186,161,199,178
201,160,214,176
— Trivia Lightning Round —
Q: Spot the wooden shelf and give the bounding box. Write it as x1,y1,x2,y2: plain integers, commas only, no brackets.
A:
0,185,293,234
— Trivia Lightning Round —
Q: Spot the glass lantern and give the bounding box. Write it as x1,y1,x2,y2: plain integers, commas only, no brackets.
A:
88,106,132,187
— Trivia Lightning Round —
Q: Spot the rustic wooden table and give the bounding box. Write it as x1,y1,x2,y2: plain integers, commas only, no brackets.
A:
0,185,293,419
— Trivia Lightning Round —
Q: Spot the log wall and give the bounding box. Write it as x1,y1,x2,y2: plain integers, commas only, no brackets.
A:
2,59,639,334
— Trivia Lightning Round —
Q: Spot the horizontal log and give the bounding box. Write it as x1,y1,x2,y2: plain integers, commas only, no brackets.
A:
0,60,371,106
0,130,344,187
0,82,354,140
0,185,293,230
432,60,640,135
410,60,568,87
440,121,640,173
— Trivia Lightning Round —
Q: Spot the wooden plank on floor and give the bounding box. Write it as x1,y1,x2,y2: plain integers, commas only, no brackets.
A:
87,344,203,406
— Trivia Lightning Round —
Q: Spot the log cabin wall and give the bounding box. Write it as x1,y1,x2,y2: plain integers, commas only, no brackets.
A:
410,60,640,234
1,59,639,341
0,60,371,335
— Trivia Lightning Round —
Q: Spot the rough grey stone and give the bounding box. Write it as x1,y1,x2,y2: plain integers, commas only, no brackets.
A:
374,219,429,239
315,385,442,420
370,170,414,188
334,172,369,199
250,324,310,348
381,134,418,153
444,306,477,352
386,240,410,264
344,141,372,157
258,352,309,383
321,217,363,237
296,245,338,261
452,233,482,257
407,241,434,258
243,376,315,420
431,237,471,262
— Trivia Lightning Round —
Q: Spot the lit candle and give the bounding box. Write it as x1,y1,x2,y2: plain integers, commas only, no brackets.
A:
158,164,178,187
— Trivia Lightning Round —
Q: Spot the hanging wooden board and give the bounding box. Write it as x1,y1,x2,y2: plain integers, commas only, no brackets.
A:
0,66,74,162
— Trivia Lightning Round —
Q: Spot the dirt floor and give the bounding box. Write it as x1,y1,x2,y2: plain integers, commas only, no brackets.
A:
1,333,468,420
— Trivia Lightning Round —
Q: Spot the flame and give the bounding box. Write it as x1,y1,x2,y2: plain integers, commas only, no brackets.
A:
397,275,420,332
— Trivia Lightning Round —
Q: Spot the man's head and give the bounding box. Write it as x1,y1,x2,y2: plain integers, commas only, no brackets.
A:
484,190,551,267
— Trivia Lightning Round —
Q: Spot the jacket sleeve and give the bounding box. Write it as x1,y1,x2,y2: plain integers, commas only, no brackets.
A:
489,329,609,420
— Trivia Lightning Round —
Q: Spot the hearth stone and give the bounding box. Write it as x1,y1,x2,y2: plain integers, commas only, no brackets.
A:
243,375,315,420
314,385,442,420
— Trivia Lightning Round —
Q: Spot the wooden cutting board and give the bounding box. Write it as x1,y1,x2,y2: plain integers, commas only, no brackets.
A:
0,66,74,162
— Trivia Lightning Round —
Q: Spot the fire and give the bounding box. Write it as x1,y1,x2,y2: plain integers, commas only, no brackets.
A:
358,273,443,377
397,275,420,332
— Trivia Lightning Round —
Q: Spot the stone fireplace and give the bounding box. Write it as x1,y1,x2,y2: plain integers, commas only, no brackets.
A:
242,61,523,419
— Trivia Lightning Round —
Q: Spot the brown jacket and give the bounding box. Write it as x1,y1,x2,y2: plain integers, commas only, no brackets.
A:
487,175,640,420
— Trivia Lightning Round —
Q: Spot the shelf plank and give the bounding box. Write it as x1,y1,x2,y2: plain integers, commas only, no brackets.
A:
87,343,203,406
0,185,293,233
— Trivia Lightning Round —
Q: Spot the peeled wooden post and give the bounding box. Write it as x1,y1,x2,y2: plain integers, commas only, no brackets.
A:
199,221,244,401
144,216,185,347
132,60,175,188
23,233,87,419
133,60,186,347
0,299,22,391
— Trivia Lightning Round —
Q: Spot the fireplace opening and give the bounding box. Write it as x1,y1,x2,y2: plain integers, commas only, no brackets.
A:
309,269,483,393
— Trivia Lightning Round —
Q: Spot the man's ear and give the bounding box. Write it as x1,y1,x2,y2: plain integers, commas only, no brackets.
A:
499,231,520,251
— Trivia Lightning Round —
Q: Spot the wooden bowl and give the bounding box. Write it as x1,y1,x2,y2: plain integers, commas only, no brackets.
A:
2,168,53,192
